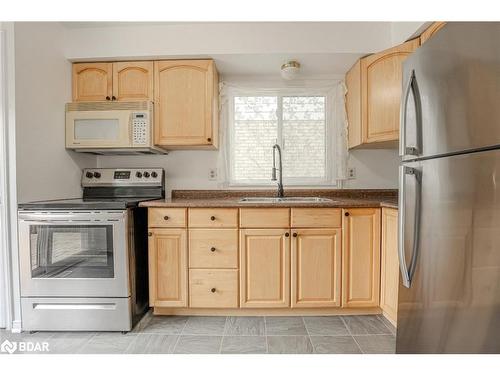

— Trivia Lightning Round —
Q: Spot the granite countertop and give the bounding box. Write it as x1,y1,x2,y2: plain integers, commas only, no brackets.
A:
140,189,398,209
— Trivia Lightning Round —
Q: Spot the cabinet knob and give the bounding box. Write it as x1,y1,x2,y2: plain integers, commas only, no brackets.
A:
345,212,350,217
163,215,169,220
285,232,290,237
293,233,297,237
207,137,212,142
210,216,216,221
112,96,116,101
106,96,110,101
210,247,216,252
148,232,152,237
211,288,216,293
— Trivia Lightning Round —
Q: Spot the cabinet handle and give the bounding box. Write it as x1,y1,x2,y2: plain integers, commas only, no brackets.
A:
345,212,350,217
148,232,152,237
112,96,116,101
163,215,169,220
293,233,297,237
210,247,216,252
210,216,216,221
211,288,216,293
207,138,212,142
105,96,111,101
285,232,290,237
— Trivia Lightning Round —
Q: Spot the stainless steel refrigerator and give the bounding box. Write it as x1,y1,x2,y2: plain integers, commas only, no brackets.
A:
397,22,500,353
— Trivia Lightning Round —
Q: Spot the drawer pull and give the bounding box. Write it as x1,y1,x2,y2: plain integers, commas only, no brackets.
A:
293,233,297,237
345,212,350,217
285,232,290,237
210,216,216,221
163,215,169,220
210,247,216,252
148,232,152,237
211,288,216,293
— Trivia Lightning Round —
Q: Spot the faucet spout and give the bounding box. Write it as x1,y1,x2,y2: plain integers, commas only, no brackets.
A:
272,144,284,198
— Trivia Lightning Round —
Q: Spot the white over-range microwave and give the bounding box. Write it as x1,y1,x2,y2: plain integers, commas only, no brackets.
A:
65,101,166,154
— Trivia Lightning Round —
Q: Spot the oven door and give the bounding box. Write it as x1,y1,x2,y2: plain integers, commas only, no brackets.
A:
18,210,130,298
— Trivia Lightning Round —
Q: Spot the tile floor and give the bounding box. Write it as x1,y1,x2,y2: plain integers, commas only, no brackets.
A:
0,313,396,354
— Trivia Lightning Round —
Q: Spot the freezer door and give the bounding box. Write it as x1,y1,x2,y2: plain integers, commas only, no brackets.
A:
397,149,500,353
400,22,500,161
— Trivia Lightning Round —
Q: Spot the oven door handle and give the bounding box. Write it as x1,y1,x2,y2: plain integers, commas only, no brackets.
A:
18,211,126,222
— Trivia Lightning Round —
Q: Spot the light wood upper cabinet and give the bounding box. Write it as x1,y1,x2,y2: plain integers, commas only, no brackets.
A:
112,61,153,101
72,61,152,102
148,229,187,307
291,229,341,308
346,38,419,148
72,63,112,102
381,208,399,324
342,208,381,308
154,59,219,148
420,22,446,45
240,229,290,308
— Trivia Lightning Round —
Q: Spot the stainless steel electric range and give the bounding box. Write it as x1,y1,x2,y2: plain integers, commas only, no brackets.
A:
17,168,164,332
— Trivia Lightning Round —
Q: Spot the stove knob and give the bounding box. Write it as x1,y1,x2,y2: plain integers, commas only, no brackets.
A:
136,171,143,178
85,172,93,178
151,171,158,178
93,172,101,178
144,172,150,178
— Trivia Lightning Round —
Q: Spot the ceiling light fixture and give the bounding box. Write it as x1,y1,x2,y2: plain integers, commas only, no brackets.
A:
280,60,301,80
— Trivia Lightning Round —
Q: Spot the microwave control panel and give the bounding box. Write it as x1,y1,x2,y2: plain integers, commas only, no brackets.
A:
132,112,149,145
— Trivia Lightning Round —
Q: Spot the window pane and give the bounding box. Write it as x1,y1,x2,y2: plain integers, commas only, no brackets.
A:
282,96,326,179
233,96,278,181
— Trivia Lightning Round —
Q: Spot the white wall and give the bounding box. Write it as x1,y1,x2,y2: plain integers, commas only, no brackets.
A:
345,149,399,189
14,22,97,202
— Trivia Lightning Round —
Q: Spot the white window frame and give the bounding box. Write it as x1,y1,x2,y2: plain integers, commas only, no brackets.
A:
227,88,336,187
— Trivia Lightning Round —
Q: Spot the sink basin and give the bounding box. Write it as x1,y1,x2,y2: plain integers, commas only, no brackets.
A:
239,197,334,204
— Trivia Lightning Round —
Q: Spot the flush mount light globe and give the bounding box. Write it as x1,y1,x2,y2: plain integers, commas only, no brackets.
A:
280,60,301,80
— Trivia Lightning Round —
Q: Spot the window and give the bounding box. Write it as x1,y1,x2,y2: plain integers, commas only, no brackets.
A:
229,92,334,186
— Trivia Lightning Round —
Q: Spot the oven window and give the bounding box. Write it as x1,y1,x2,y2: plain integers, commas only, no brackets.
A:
29,225,114,279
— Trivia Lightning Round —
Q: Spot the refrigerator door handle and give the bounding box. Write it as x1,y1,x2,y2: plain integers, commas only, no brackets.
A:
399,70,422,158
398,165,422,288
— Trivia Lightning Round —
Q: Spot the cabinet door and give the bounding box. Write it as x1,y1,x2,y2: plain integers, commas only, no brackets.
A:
154,60,218,147
361,38,419,144
112,61,153,101
240,229,290,308
72,62,113,102
342,208,381,308
381,208,399,324
420,22,446,44
291,229,341,308
148,229,187,307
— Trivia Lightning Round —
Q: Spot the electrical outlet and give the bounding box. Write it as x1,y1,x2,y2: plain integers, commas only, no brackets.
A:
347,167,356,179
208,168,217,181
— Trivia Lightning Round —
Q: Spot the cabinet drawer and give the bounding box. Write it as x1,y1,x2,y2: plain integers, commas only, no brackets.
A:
239,208,290,228
189,229,238,269
188,208,238,228
189,269,238,308
291,208,342,228
148,208,186,228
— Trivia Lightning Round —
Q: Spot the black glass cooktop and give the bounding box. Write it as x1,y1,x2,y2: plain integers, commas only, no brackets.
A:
18,197,153,210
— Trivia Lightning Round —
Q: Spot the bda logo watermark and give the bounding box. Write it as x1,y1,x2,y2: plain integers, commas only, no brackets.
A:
1,339,50,354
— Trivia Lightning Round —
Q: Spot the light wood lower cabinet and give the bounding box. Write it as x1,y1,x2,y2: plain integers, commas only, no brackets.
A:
148,228,188,307
240,229,290,308
291,229,341,308
342,208,381,308
381,208,399,324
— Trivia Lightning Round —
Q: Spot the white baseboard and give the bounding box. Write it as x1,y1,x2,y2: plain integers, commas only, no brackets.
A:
10,319,22,333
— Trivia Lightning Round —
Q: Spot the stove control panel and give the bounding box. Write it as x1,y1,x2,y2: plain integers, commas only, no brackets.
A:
82,168,164,187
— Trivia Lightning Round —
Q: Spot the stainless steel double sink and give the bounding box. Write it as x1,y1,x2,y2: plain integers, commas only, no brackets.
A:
239,197,335,204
